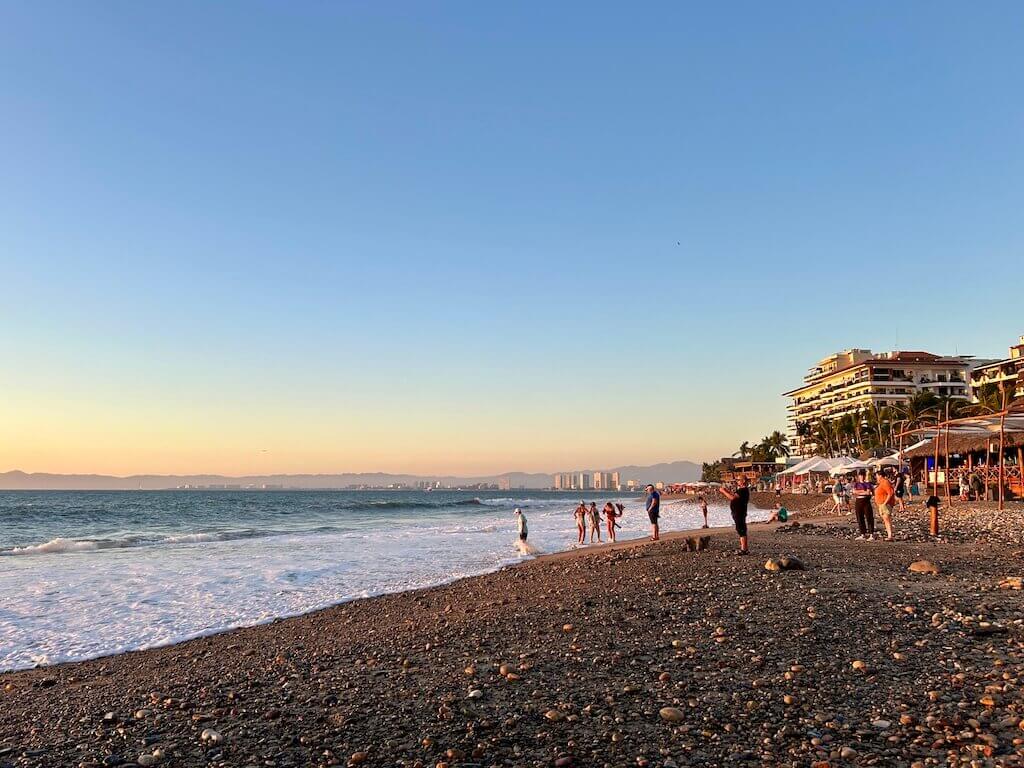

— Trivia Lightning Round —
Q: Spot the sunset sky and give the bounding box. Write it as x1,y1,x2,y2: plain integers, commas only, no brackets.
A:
2,2,1023,476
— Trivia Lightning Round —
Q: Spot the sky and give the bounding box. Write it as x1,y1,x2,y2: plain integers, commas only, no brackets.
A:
1,2,1023,476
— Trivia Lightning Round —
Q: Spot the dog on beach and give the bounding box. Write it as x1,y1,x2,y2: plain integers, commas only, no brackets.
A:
682,535,711,553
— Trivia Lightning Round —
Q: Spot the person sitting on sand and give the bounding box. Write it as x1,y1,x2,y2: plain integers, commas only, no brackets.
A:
603,502,621,542
588,501,602,543
644,484,661,541
699,495,709,528
515,507,528,542
718,476,750,555
574,501,587,544
767,503,789,523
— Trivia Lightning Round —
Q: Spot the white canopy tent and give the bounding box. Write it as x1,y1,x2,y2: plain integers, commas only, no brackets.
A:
869,454,901,468
829,460,871,476
780,456,858,476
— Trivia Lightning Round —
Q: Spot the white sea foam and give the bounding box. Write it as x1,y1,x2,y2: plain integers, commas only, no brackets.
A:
7,537,102,555
0,496,761,671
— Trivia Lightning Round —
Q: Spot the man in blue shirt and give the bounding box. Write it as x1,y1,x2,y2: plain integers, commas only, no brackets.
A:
645,484,661,541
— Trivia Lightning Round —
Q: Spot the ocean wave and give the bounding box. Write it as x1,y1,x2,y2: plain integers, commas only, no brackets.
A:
0,529,283,556
359,498,485,510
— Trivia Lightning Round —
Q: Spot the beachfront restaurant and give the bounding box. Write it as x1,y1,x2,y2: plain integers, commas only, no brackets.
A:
900,411,1024,503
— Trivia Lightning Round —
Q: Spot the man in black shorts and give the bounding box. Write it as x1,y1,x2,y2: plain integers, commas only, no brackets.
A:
644,484,660,541
719,476,750,555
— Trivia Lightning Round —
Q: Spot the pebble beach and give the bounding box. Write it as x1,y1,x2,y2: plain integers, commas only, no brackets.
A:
3,502,1024,768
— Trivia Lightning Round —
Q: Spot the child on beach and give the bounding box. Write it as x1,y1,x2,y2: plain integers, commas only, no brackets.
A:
588,502,602,543
699,495,709,528
515,507,528,542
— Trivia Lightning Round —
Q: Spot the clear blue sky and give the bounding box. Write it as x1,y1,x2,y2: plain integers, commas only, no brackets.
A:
1,2,1022,475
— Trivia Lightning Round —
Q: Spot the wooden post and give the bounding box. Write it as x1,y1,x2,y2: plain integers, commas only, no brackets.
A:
1018,446,1024,500
998,410,1007,511
933,427,940,498
944,403,951,506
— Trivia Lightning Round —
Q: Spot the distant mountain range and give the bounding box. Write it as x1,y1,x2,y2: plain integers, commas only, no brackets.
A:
0,461,701,490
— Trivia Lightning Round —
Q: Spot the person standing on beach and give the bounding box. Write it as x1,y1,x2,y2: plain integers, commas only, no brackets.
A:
851,471,875,539
718,477,750,555
698,495,709,528
588,501,602,543
874,469,896,541
894,471,908,513
574,501,587,544
515,507,528,542
831,477,845,514
644,484,661,541
603,502,620,542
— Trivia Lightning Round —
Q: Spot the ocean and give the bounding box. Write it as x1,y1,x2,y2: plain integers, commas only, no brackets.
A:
0,489,752,672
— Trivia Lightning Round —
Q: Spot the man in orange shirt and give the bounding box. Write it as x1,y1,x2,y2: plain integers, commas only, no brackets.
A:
874,469,896,541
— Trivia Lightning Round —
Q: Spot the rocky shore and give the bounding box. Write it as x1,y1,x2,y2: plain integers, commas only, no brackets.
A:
3,508,1024,768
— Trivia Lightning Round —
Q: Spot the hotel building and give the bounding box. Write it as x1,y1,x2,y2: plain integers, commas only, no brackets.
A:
969,335,1024,403
783,349,976,456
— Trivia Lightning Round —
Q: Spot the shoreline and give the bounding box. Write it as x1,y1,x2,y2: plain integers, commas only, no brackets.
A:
5,506,1024,766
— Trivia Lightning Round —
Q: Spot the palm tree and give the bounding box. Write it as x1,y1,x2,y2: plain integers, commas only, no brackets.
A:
968,383,1007,416
897,391,939,429
734,441,751,459
835,414,857,454
935,395,969,421
766,430,790,458
811,419,838,457
863,402,892,452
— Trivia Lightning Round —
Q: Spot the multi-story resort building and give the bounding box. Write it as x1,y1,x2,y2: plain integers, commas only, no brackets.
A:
783,349,977,456
969,335,1024,402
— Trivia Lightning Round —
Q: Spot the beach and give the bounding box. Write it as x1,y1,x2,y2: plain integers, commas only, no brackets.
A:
3,503,1024,768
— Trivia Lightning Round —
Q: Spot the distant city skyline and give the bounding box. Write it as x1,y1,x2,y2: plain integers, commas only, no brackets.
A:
2,3,1022,475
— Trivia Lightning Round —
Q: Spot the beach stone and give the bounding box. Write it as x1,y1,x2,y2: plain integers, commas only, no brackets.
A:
779,555,805,570
871,719,891,729
136,754,160,767
659,707,685,723
544,709,565,722
840,746,857,758
764,559,782,572
199,728,223,744
908,560,940,575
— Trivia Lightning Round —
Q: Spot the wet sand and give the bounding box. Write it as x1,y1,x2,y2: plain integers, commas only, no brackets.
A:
2,506,1024,767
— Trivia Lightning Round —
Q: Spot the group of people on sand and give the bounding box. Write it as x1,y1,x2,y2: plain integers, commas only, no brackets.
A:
571,500,626,543
830,467,917,541
513,478,756,556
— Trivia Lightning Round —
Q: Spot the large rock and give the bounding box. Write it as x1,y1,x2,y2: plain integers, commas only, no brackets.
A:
908,560,940,575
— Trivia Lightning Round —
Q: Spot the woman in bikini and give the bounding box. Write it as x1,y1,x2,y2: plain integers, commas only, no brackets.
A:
574,501,587,544
603,502,621,542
